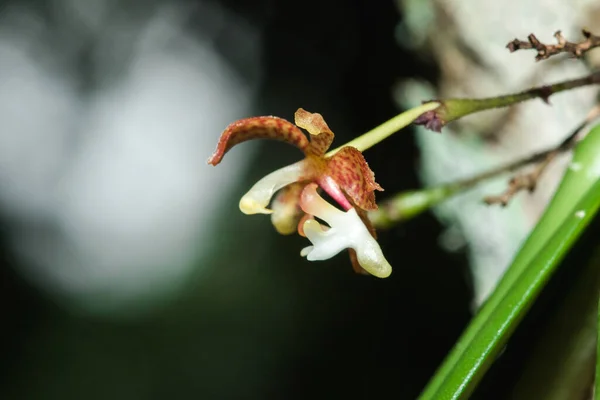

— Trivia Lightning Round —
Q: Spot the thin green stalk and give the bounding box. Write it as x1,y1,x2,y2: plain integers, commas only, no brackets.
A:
326,102,440,155
445,73,600,116
414,72,600,132
369,159,538,229
370,108,597,228
330,72,599,154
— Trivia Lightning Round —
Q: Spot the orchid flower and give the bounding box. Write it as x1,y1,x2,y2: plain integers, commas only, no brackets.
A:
207,108,392,278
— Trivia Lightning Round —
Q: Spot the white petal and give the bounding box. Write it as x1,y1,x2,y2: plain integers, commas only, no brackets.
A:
299,185,392,278
238,160,305,214
302,219,348,260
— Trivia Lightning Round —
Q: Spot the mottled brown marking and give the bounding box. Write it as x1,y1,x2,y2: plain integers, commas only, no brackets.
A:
207,116,309,165
326,146,383,210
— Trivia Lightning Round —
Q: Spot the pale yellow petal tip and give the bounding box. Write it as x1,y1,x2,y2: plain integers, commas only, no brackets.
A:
355,245,392,278
239,197,273,215
364,262,392,279
356,253,392,278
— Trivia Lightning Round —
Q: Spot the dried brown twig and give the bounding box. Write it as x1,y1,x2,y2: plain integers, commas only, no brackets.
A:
483,153,557,206
507,29,600,61
484,104,600,206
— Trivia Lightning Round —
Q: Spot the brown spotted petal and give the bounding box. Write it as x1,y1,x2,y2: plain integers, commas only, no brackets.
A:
208,116,309,166
270,182,305,235
294,108,334,156
326,146,383,211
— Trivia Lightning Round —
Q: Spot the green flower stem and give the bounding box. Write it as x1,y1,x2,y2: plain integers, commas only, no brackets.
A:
418,124,600,400
369,186,460,229
418,72,600,131
369,113,589,228
326,101,441,156
329,72,599,155
369,162,532,229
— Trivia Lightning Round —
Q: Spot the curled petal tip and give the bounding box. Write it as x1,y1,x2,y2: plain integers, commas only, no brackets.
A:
206,155,218,166
239,197,273,215
294,108,335,155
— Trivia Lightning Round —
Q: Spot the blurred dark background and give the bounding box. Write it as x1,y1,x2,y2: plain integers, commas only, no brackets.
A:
0,0,489,398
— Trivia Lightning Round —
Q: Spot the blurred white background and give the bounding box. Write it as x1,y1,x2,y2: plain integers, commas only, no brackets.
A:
0,0,262,313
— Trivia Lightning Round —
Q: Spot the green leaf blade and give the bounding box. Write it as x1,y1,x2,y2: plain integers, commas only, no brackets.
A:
419,124,600,400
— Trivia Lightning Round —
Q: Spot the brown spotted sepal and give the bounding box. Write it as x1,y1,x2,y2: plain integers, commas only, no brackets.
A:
326,146,383,211
207,116,309,166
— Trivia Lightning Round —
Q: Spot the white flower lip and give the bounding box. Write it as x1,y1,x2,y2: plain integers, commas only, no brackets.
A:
299,184,392,278
238,160,305,215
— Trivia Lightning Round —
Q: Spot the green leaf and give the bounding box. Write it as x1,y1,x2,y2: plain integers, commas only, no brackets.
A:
511,245,600,400
596,294,600,400
419,124,600,400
